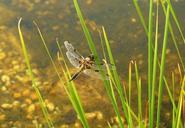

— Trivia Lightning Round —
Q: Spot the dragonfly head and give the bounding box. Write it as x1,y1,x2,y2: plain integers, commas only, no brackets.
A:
88,54,94,61
85,57,91,61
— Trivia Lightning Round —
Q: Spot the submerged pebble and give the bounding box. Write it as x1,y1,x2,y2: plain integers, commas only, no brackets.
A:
13,92,22,99
86,0,92,5
1,75,10,83
85,111,103,120
96,111,103,120
24,98,32,105
45,99,55,111
30,92,38,100
27,104,36,114
22,89,31,97
0,114,6,121
74,121,82,128
0,52,6,60
1,86,7,91
60,124,69,128
12,101,20,107
1,103,13,109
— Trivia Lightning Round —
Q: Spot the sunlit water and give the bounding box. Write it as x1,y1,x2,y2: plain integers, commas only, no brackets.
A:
0,0,185,127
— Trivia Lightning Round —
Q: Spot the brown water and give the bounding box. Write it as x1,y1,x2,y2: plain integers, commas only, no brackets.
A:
0,0,185,127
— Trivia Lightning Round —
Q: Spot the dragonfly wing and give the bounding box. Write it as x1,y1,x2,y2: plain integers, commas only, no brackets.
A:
69,67,83,82
64,41,75,51
66,51,81,68
90,63,115,71
83,69,109,80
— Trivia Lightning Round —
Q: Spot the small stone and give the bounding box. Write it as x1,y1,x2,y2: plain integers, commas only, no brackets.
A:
0,52,6,60
11,60,18,65
166,48,171,54
131,18,136,23
46,102,55,112
32,69,40,75
43,81,49,85
25,98,32,105
0,114,6,121
16,75,30,83
15,75,23,81
1,86,7,91
13,121,22,127
26,114,33,120
13,92,21,99
45,100,55,111
30,93,38,100
165,112,171,118
1,75,10,83
27,104,35,114
13,65,20,70
20,103,27,108
96,111,103,120
60,124,69,128
12,101,20,107
1,103,13,109
22,89,30,97
32,119,41,127
86,0,92,5
85,112,96,119
138,60,144,65
74,121,82,128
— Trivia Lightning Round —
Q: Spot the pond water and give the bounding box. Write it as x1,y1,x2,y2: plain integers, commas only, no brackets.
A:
0,0,185,127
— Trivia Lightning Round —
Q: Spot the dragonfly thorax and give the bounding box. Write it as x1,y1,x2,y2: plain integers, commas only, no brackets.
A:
85,57,91,61
79,57,94,69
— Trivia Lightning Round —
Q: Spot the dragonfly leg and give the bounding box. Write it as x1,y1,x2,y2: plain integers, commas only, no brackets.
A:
69,66,83,82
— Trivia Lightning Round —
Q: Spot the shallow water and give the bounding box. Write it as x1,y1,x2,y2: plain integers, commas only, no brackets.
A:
0,0,185,127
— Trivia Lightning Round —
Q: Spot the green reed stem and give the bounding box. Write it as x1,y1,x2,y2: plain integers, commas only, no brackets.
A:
132,0,147,34
104,60,125,128
166,0,185,45
134,62,143,127
156,5,170,128
150,1,159,127
172,73,175,128
128,62,133,128
148,0,154,127
18,18,54,128
175,76,185,127
103,27,129,122
160,0,185,72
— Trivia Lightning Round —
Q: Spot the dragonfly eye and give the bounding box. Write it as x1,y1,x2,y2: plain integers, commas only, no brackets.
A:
91,56,94,60
88,54,94,61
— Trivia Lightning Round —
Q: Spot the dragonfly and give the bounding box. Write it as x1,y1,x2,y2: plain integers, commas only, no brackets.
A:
63,41,110,82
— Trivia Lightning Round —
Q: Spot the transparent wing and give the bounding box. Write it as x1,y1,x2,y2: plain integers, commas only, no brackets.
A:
83,68,109,80
90,63,115,71
64,41,84,68
64,41,83,58
64,41,75,51
66,51,81,68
